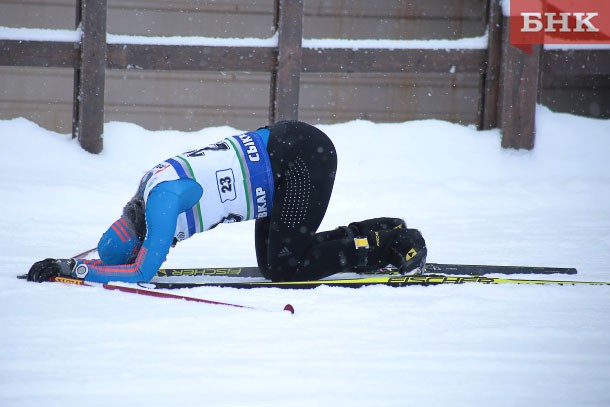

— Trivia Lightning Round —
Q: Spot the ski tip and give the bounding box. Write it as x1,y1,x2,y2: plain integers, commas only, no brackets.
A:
283,304,295,314
17,274,28,280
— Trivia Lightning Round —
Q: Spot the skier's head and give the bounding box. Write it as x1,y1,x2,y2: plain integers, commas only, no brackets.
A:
97,217,143,265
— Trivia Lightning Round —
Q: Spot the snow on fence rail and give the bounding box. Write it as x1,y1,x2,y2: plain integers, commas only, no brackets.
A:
0,0,608,153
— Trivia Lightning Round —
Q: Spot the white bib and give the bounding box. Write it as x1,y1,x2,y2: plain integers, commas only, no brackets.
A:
142,131,274,242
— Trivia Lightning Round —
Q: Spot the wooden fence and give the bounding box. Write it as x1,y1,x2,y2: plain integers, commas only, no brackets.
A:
1,0,608,153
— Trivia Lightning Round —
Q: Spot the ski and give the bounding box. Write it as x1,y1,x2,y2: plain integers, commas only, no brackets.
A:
156,263,578,278
48,276,295,313
71,247,98,260
145,275,610,290
16,262,578,282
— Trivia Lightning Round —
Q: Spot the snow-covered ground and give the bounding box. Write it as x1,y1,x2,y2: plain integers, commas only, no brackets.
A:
1,106,609,406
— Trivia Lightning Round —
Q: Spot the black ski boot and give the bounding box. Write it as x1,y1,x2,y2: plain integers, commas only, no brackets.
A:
313,217,406,245
348,217,406,235
364,228,427,275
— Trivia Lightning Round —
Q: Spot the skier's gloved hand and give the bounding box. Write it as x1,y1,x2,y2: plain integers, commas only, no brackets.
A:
27,258,76,282
367,228,427,275
348,217,406,236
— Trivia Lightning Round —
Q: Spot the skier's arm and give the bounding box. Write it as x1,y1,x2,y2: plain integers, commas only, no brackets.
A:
75,179,202,283
74,188,178,283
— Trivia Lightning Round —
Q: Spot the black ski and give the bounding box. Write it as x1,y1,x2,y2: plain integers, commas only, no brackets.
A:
17,263,577,281
146,275,609,290
156,263,577,278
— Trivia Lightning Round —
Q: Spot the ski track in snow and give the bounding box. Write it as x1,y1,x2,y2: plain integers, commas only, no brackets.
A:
1,107,610,406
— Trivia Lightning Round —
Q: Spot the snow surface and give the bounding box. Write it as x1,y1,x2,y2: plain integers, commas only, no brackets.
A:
1,107,610,406
0,26,81,42
107,32,279,47
0,25,486,49
5,25,610,50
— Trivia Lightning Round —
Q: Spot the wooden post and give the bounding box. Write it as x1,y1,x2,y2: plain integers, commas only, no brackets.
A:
72,0,107,154
269,0,303,123
498,17,542,150
71,0,81,141
479,0,503,130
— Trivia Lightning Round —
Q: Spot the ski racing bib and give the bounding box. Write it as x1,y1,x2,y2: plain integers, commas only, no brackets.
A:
142,131,274,242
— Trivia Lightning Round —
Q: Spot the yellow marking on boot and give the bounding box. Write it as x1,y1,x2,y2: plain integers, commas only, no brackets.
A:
406,248,417,260
354,237,370,249
374,232,380,247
